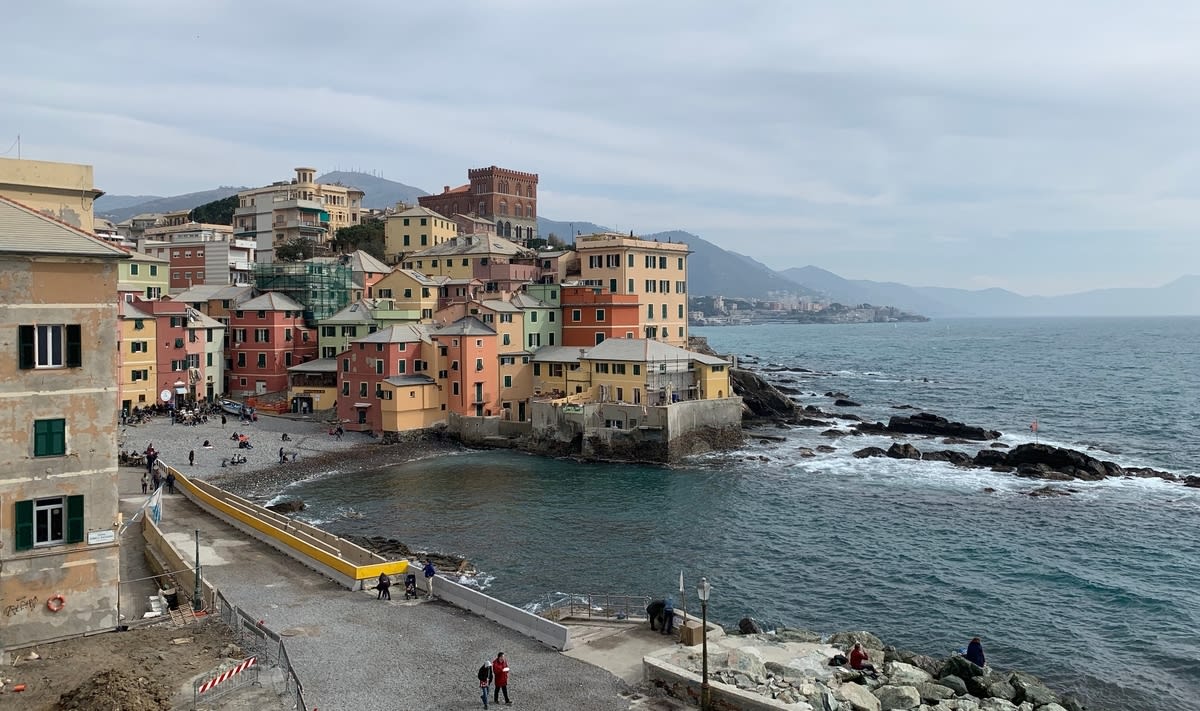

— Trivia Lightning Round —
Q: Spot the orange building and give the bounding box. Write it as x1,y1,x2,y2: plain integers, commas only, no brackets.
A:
560,284,641,347
335,325,433,431
429,316,498,417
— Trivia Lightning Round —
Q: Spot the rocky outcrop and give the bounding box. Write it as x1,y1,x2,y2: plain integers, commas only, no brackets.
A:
730,368,796,419
854,446,888,458
886,443,922,460
266,499,305,513
834,398,862,407
859,412,1000,441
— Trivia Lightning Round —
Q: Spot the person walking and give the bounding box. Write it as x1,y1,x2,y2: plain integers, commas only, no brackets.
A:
377,572,391,600
165,471,176,495
151,469,161,491
279,446,287,464
477,660,493,709
140,472,148,494
221,414,227,429
423,559,436,598
189,449,195,467
491,652,511,705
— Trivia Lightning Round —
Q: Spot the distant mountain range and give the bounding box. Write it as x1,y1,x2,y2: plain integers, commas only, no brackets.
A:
95,172,1198,317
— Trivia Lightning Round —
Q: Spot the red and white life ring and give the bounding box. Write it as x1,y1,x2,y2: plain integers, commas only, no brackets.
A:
46,594,66,612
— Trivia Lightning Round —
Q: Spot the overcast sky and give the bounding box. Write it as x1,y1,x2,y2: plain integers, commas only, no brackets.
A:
5,1,1199,295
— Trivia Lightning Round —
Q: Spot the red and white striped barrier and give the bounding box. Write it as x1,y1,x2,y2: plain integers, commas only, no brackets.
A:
197,656,257,694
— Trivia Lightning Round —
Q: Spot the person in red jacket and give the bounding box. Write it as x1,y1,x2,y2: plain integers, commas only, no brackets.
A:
491,652,511,705
849,643,878,677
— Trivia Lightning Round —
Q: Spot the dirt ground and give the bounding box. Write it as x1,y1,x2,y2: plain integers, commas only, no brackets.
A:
0,621,239,711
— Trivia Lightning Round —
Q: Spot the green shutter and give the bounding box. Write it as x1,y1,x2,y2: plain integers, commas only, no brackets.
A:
66,325,82,367
34,419,66,457
18,325,34,369
66,495,85,544
14,500,34,551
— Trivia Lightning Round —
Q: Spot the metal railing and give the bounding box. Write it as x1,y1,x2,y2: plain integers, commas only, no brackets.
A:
532,593,651,623
210,589,308,711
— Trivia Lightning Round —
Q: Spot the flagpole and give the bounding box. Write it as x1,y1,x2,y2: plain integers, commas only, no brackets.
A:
679,570,686,630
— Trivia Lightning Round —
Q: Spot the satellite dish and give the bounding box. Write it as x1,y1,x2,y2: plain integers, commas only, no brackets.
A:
160,389,172,402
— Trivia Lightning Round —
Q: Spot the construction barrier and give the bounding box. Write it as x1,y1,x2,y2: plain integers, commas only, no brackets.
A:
197,656,257,694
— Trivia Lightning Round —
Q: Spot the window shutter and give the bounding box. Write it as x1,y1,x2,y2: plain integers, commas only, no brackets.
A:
66,495,85,544
18,325,35,369
66,324,82,367
14,499,34,550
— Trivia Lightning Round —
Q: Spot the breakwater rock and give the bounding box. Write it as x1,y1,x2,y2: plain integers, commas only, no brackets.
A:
858,412,1002,441
850,439,1184,488
652,626,1086,711
732,368,798,419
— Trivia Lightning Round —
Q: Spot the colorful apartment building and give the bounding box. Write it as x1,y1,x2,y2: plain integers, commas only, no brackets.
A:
418,165,539,244
404,234,538,292
118,301,158,412
429,317,499,417
226,292,317,397
560,284,641,346
117,251,170,302
0,195,128,648
317,300,385,360
136,299,215,404
575,232,690,346
383,205,459,264
372,269,442,322
335,324,435,431
138,225,256,292
309,250,393,301
233,167,364,263
510,292,560,350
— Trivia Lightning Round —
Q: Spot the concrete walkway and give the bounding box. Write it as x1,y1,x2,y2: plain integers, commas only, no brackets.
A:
151,485,636,711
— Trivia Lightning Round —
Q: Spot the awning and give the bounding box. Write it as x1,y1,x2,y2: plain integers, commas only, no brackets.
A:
174,387,189,394
353,402,372,408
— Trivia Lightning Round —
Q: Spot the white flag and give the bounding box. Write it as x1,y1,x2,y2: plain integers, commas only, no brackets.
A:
145,486,162,523
679,570,684,594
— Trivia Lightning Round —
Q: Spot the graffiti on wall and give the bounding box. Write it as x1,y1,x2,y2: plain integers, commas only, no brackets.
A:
3,595,39,617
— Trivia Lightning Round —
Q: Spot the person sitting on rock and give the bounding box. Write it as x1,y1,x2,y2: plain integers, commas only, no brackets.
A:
849,643,878,677
965,636,986,667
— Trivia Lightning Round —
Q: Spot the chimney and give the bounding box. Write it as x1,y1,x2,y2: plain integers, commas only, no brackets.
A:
443,186,451,193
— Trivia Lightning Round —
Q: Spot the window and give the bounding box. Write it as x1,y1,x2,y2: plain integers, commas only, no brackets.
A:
375,360,384,375
420,217,427,226
285,352,293,366
360,382,369,397
174,338,184,348
285,328,293,342
572,309,581,322
149,265,158,276
530,311,538,323
432,259,439,268
396,360,406,374
451,360,459,371
257,353,267,368
462,259,469,267
628,253,634,267
533,363,541,376
258,311,266,319
253,328,269,343
421,235,428,246
302,332,309,342
662,304,668,318
500,313,513,323
595,333,605,345
613,364,627,374
130,263,140,276
549,333,555,345
549,311,556,323
596,363,609,374
475,358,484,371
19,324,81,369
660,280,670,293
596,309,606,322
475,339,483,347
633,364,641,375
342,326,356,337
237,353,246,368
647,304,654,319
13,495,84,550
452,382,460,395
34,418,66,456
207,353,213,367
678,304,685,318
660,256,668,269
503,375,512,388
500,356,515,365
678,257,684,270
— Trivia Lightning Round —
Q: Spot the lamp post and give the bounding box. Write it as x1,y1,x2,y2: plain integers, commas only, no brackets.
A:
193,529,203,612
697,576,711,711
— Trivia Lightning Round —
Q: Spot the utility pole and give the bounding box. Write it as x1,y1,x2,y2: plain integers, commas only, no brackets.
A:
193,529,203,611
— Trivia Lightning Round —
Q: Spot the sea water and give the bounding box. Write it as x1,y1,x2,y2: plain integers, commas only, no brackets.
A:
287,317,1200,711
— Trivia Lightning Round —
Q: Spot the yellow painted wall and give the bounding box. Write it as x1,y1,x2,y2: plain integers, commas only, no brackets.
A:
384,210,458,262
576,234,689,346
119,313,158,409
0,157,100,232
380,382,444,431
289,384,338,411
696,364,731,400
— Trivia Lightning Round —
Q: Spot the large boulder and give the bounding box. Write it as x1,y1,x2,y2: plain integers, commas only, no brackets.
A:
939,656,983,681
1058,694,1088,711
738,617,763,634
973,450,1009,467
886,661,932,685
915,682,955,703
872,685,921,710
807,687,840,711
266,499,305,513
978,699,1018,711
731,368,796,419
711,647,765,678
835,682,882,711
1008,672,1057,706
922,450,974,466
1036,705,1068,711
776,627,824,643
885,412,1000,440
886,443,922,460
835,399,862,407
938,674,969,696
1005,443,1111,480
829,631,885,650
854,446,888,458
986,678,1017,701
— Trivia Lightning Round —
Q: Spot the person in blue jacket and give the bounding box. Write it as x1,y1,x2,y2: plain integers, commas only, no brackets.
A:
965,637,986,667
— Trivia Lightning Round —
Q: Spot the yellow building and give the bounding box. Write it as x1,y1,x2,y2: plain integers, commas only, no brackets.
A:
372,269,443,322
118,251,170,302
0,194,129,648
233,167,365,263
118,301,158,413
379,376,444,431
575,232,691,346
0,157,104,233
403,234,535,281
383,204,458,264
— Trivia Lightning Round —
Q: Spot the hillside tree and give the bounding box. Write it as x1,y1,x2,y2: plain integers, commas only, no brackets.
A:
331,218,386,261
188,195,238,225
275,237,316,262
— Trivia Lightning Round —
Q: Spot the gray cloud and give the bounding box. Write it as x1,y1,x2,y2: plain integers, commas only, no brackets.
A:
5,1,1200,295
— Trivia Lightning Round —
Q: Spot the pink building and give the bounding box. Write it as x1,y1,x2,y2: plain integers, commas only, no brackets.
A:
430,317,499,417
335,325,433,431
138,299,210,404
226,292,317,396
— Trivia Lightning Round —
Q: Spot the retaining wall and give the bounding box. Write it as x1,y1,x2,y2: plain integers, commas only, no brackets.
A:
645,655,790,711
163,464,407,590
433,576,572,651
141,515,218,612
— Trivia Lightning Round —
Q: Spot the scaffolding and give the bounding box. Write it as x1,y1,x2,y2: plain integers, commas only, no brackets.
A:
251,261,353,325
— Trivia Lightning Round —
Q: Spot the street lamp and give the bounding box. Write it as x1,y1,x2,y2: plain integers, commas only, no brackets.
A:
697,576,711,711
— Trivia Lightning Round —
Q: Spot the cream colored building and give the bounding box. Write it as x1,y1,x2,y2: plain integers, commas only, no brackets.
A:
0,195,128,648
383,204,458,264
233,167,364,263
575,233,690,346
0,157,104,233
117,252,170,302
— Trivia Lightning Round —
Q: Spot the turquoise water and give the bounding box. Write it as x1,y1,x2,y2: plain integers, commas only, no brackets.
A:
287,318,1200,711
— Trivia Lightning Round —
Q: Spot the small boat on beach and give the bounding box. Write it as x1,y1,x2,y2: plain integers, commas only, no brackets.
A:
219,399,255,417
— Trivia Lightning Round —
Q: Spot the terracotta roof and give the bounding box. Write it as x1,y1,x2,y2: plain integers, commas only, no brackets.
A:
0,195,130,259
